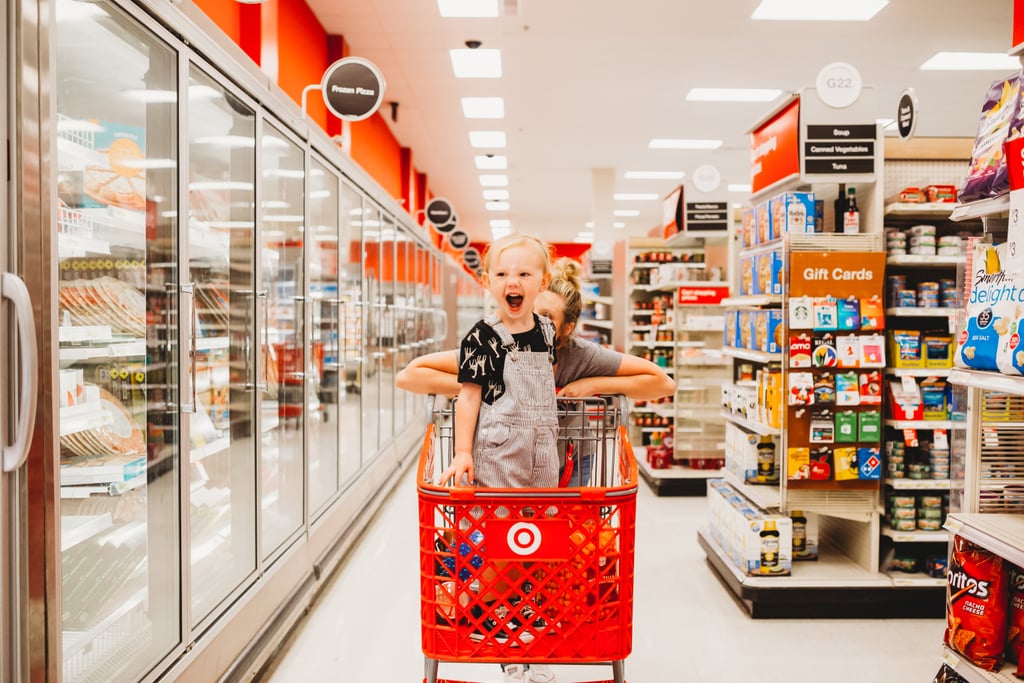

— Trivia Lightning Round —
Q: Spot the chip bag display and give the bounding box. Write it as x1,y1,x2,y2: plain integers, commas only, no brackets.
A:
945,535,1010,671
1007,565,1024,664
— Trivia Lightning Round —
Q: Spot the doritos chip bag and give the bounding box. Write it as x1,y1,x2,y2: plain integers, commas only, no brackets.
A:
945,535,1010,671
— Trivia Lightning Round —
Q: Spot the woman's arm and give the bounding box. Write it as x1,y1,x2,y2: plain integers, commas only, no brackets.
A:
395,349,461,396
558,353,674,400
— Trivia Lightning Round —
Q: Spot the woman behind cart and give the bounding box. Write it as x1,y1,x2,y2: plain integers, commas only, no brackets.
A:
396,257,674,484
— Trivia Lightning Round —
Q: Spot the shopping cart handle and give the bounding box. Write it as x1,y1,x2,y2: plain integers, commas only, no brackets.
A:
558,439,575,488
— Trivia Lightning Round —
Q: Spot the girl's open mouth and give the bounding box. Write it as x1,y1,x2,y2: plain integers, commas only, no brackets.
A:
506,294,524,311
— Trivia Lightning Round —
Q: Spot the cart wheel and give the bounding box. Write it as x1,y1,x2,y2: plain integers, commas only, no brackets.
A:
424,655,438,683
612,659,625,683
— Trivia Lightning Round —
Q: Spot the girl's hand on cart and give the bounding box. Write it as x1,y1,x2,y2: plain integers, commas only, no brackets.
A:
439,450,474,486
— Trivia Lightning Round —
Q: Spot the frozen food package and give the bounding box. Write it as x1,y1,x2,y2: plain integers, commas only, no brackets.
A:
959,74,1020,203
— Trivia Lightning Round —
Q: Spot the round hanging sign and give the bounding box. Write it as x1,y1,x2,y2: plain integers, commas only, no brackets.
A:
897,88,919,141
692,165,722,193
463,247,481,269
815,62,863,109
321,57,386,122
448,230,470,250
425,197,457,233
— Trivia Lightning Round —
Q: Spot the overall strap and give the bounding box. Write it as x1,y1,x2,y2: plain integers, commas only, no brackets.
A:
482,314,517,347
536,314,556,350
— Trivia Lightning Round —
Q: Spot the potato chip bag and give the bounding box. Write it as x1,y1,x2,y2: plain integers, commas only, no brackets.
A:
945,535,1010,671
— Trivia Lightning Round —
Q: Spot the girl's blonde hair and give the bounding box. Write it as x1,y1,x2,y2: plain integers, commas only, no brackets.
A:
548,257,583,344
483,233,552,276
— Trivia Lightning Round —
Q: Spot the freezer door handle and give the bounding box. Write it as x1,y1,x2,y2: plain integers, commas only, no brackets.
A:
180,282,197,414
3,272,38,472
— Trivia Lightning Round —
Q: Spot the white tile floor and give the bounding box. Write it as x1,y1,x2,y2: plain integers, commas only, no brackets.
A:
262,468,947,682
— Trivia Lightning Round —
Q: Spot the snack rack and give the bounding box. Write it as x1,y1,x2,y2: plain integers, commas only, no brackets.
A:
417,396,637,683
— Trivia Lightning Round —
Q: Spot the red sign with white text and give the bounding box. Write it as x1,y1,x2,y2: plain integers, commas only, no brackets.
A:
677,285,730,305
1015,0,1024,53
1008,137,1024,191
486,519,571,561
751,98,800,194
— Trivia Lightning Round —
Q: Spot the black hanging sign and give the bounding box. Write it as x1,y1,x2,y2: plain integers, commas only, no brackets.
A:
425,197,457,233
803,124,876,175
463,247,481,270
897,88,918,141
685,202,728,232
448,230,470,250
321,57,386,122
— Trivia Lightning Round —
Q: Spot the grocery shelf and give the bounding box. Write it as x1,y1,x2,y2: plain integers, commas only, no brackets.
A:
58,234,112,259
190,436,231,464
880,527,948,543
949,368,1024,396
580,319,614,330
636,449,720,497
950,195,1010,222
195,335,230,351
887,367,952,377
884,419,966,430
697,529,943,618
720,409,781,436
941,646,1020,683
61,513,113,552
60,473,146,499
885,307,958,318
59,402,113,437
632,402,674,419
59,339,146,362
885,571,947,589
720,468,781,509
582,293,613,306
721,346,783,364
630,340,675,349
944,513,1024,568
886,254,965,267
885,478,952,490
722,295,781,307
883,202,957,219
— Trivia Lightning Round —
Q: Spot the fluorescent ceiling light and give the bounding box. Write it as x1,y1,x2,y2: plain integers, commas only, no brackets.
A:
732,202,743,208
483,189,509,200
438,0,498,17
920,51,1021,71
475,154,508,170
728,183,752,193
486,201,510,211
573,234,594,244
751,0,888,21
469,131,507,148
614,209,640,217
479,174,508,187
462,97,505,118
577,231,594,238
490,219,512,229
649,138,722,150
614,193,659,201
585,222,626,229
686,87,783,102
624,171,685,180
450,49,502,78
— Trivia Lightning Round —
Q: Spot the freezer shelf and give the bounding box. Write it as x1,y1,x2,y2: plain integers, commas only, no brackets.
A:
61,514,114,552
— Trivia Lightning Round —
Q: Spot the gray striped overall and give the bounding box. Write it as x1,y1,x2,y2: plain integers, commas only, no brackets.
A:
472,315,559,488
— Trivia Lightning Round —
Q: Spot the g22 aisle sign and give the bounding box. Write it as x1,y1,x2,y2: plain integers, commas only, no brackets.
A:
815,62,863,109
321,57,386,122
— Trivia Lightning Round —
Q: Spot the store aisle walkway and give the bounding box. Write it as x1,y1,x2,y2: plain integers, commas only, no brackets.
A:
261,466,945,683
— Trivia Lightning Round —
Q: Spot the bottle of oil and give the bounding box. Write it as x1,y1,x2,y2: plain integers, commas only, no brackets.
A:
759,519,780,574
791,510,807,556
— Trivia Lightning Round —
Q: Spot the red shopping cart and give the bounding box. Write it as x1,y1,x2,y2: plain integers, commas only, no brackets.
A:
417,396,637,683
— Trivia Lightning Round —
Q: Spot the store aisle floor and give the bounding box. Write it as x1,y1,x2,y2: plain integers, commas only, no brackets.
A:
261,466,945,683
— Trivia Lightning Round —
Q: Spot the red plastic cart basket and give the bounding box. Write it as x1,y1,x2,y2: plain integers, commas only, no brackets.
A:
417,396,637,683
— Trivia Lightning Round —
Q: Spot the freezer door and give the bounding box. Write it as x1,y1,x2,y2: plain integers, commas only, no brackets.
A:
55,1,182,679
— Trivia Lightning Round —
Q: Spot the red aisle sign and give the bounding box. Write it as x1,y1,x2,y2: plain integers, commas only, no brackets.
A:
1015,0,1024,53
751,98,800,195
677,285,729,305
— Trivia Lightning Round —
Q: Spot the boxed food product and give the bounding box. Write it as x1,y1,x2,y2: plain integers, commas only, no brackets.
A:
926,185,957,203
756,200,772,244
756,249,784,295
769,191,815,236
742,208,756,248
921,377,948,420
897,187,927,203
890,329,924,368
888,378,923,421
790,510,818,560
924,333,954,369
737,310,754,350
723,310,738,349
755,309,783,354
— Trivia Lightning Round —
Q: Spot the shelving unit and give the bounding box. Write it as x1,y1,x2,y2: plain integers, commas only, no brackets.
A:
627,236,729,496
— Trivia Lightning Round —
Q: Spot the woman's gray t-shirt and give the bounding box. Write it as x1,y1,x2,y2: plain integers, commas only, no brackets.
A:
554,337,623,387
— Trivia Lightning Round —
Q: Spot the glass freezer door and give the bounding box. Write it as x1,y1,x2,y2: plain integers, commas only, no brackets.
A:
186,66,258,625
55,0,181,679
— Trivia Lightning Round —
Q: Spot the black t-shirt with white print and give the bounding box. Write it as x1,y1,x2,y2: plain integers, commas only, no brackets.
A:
457,314,556,405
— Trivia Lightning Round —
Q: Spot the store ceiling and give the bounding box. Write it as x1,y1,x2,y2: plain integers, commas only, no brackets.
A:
307,0,1014,244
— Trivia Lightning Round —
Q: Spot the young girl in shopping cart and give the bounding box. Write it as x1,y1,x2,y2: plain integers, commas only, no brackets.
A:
437,233,559,683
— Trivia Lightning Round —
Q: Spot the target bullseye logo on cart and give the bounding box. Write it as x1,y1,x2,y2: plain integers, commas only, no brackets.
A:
507,522,542,556
488,518,570,561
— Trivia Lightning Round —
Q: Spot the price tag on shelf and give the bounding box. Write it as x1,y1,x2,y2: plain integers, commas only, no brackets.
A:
941,648,960,668
945,517,964,534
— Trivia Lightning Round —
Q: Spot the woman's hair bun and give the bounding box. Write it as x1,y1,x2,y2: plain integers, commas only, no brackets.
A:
552,257,581,291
